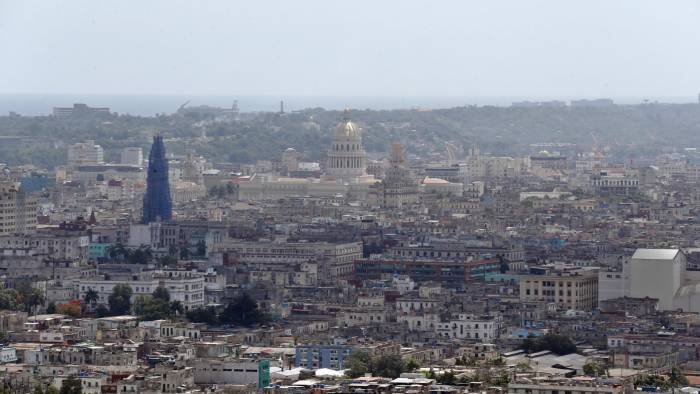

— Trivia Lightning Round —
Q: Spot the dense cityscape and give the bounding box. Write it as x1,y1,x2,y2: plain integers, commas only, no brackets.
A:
1,97,700,393
5,1,700,393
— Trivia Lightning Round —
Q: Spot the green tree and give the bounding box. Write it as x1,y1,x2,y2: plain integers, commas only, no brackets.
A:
346,351,372,378
219,293,267,326
186,306,220,325
95,304,109,318
437,370,457,385
157,255,178,267
169,300,184,316
34,385,60,394
668,367,689,388
522,333,577,355
15,282,44,314
405,359,420,372
152,286,170,302
179,245,191,260
133,295,170,321
582,361,606,376
0,288,19,310
46,302,57,314
127,246,152,264
108,284,133,315
635,374,668,389
372,355,405,379
83,288,99,312
60,375,82,394
492,373,510,386
196,240,207,256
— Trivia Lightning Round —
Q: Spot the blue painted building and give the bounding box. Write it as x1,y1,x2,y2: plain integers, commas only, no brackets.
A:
295,345,354,370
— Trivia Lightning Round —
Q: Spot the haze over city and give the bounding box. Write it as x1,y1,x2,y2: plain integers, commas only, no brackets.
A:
2,0,700,99
3,2,700,394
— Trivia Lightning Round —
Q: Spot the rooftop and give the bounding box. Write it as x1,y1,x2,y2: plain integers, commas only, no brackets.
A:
632,248,680,260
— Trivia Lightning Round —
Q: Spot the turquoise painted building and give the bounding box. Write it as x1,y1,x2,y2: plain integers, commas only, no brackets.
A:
89,243,111,261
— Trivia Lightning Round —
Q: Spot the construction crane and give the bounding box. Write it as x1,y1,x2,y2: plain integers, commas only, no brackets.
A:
177,100,190,112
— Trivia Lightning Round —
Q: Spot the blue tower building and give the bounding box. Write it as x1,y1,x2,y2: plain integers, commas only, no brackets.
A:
142,135,172,224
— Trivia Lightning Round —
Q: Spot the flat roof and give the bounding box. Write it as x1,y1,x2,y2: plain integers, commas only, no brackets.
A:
632,249,680,260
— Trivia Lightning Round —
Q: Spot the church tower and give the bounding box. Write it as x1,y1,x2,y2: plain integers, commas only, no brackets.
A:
326,109,367,180
142,135,172,224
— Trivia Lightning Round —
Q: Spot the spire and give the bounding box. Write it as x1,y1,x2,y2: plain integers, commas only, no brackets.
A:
342,107,352,121
142,135,172,224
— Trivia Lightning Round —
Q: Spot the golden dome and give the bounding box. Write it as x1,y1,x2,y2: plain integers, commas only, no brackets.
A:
333,108,361,140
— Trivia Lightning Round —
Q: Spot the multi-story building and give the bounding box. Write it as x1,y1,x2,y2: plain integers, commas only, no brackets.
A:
193,358,269,388
120,147,143,166
0,182,37,235
354,258,501,289
53,103,110,118
213,239,362,281
519,267,599,311
0,229,89,264
76,270,205,311
508,379,625,394
590,170,639,194
436,313,500,341
67,140,104,167
387,240,525,263
296,345,352,370
369,143,418,209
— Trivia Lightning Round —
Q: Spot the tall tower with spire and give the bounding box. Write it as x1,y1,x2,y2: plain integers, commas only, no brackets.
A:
142,135,172,224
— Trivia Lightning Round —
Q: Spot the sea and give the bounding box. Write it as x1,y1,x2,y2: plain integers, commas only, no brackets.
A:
0,94,696,117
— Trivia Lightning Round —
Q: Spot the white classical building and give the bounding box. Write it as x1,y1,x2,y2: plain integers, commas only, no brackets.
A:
436,314,499,341
76,270,206,311
326,109,367,179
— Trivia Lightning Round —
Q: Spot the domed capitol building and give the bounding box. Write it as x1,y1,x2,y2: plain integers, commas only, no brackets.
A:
236,110,378,202
326,109,367,180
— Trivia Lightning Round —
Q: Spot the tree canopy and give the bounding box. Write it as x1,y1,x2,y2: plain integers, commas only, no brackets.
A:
108,284,133,315
345,351,412,379
522,333,577,355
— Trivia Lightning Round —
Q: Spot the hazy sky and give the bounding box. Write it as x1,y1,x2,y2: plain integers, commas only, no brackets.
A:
2,0,700,98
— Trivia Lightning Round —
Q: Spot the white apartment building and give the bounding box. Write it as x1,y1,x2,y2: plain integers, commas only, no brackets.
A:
436,314,499,341
76,270,205,311
68,140,104,167
598,259,631,303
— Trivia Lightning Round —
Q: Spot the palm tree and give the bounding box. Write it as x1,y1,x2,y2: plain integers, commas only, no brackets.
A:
84,288,99,312
25,288,45,315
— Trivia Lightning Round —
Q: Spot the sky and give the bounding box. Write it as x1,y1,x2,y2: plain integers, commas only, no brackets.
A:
2,0,700,98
